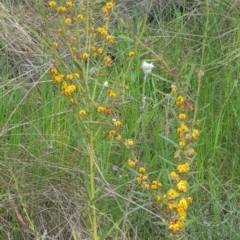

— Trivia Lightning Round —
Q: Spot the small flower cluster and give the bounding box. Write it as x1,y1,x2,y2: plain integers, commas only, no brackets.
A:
128,82,199,237
128,159,163,190
127,157,190,234
95,86,129,143
108,118,122,141
162,84,199,235
49,68,80,103
48,1,116,66
47,1,117,116
102,1,115,15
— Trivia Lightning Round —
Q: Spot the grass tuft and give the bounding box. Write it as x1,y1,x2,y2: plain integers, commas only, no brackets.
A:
1,0,240,239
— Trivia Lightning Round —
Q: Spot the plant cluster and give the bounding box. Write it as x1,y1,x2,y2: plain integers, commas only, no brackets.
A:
128,78,200,238
48,1,200,238
46,1,136,239
47,0,200,239
48,0,117,105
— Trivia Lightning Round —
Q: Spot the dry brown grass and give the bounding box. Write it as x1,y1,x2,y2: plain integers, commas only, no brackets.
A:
0,0,47,86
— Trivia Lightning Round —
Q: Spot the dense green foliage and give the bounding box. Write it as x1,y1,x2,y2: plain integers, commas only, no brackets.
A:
1,0,240,239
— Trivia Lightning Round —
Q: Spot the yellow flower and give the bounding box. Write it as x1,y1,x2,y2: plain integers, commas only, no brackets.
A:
103,17,109,22
192,129,200,139
177,162,190,174
177,208,187,220
57,6,67,13
102,6,109,14
115,134,122,141
91,45,97,52
108,130,115,138
65,18,72,24
177,180,188,192
176,95,184,106
97,27,107,36
61,81,67,91
126,139,134,146
106,35,115,44
53,74,64,84
105,56,112,66
92,52,97,58
171,87,177,94
69,98,74,104
82,52,89,59
179,140,186,148
107,89,113,96
66,1,75,7
155,195,161,202
187,196,193,203
50,68,57,75
170,171,180,182
52,42,58,48
77,14,84,20
64,84,76,96
114,120,121,127
74,73,80,78
151,180,158,185
178,198,188,211
97,48,103,54
66,74,73,80
48,1,56,7
150,184,157,190
138,167,146,174
79,109,86,115
136,174,143,184
178,113,186,120
105,1,115,9
97,106,106,113
109,91,116,98
167,202,177,210
168,221,184,232
128,159,136,167
150,180,162,189
177,123,189,136
166,189,179,200
128,51,135,57
57,28,63,35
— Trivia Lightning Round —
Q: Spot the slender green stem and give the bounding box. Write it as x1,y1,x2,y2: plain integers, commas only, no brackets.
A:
141,74,147,138
89,130,98,240
192,0,209,125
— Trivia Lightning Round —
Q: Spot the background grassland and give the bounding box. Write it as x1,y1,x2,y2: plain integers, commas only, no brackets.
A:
1,0,240,239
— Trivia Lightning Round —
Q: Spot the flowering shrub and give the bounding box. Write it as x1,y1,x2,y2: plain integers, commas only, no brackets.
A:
127,62,201,238
46,1,200,239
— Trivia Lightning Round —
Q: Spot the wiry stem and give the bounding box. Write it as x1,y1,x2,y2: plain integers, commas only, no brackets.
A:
89,130,98,240
193,0,209,126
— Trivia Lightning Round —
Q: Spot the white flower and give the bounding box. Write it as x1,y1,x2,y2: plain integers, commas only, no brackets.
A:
103,81,109,87
141,61,154,74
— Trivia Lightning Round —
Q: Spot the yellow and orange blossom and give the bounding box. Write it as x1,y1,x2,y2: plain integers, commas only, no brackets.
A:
79,109,86,115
